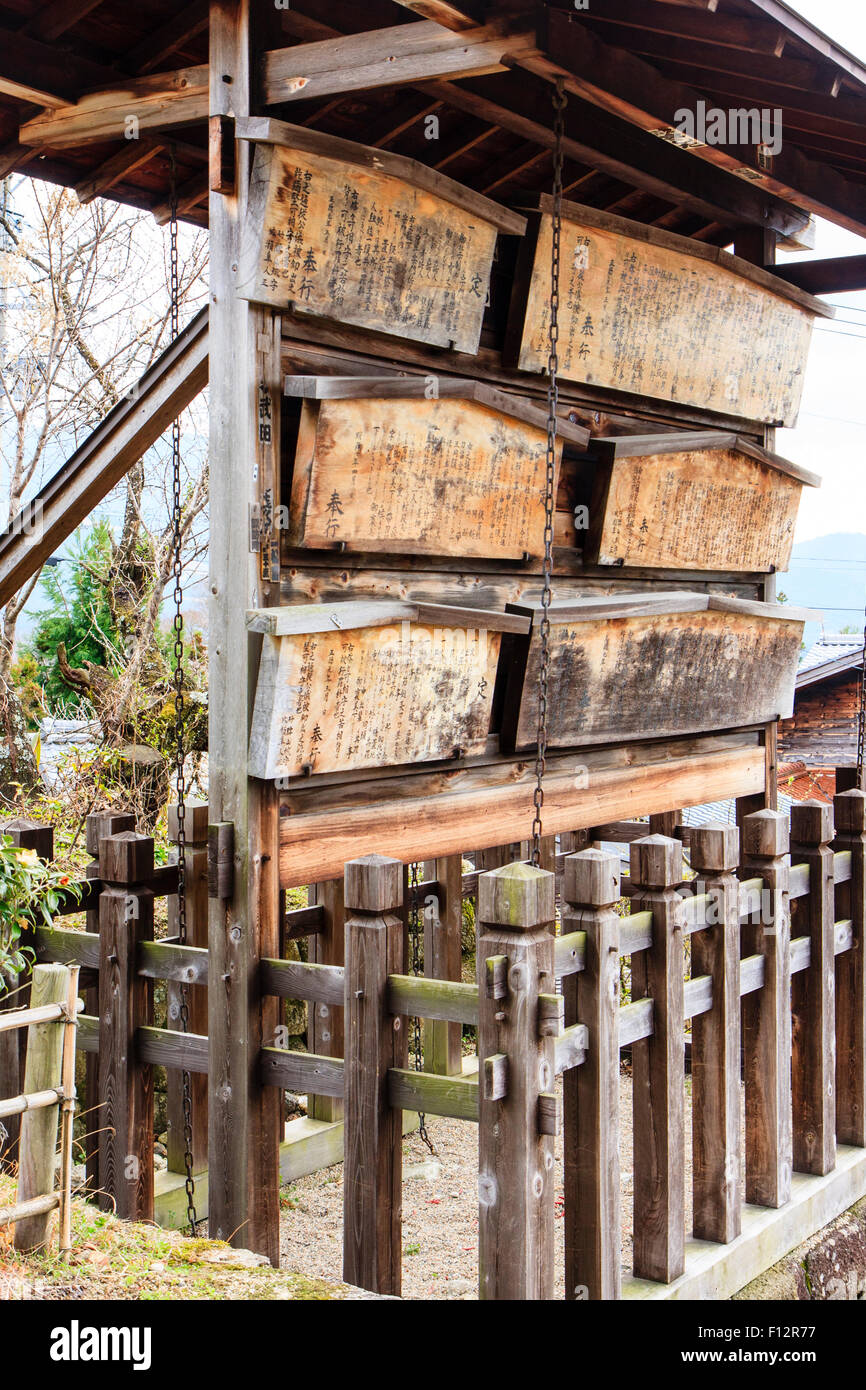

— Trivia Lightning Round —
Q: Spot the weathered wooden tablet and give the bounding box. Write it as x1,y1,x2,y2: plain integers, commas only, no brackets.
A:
581,431,820,572
500,592,809,753
284,375,590,560
248,600,530,780
506,199,832,427
237,117,525,353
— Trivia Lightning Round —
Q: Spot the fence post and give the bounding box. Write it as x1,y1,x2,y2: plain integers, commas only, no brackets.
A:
740,809,792,1208
562,848,621,1301
308,876,346,1121
166,801,209,1174
13,962,68,1251
98,831,155,1220
630,834,686,1283
342,854,404,1296
477,860,556,1301
0,819,53,1170
790,800,836,1176
424,854,464,1077
84,811,134,1195
833,789,866,1146
690,824,742,1244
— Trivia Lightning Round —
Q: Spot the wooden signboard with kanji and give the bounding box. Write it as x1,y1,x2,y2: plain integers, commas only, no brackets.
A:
500,592,809,752
580,431,820,572
247,600,530,781
284,375,590,561
237,118,525,354
506,198,832,427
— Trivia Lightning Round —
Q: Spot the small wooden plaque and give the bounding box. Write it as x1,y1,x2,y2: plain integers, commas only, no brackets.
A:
285,375,589,560
583,432,820,573
506,199,832,427
501,592,809,753
248,601,529,781
238,119,525,354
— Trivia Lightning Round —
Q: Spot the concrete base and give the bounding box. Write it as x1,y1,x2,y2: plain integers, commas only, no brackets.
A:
622,1145,866,1300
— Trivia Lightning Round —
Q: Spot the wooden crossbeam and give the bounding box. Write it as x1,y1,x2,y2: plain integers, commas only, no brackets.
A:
125,0,210,75
260,21,537,107
74,138,165,204
20,0,107,44
389,1,486,30
562,0,787,58
18,65,209,149
0,308,208,607
769,253,866,295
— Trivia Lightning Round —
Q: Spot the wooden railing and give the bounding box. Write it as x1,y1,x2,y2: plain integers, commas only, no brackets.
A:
19,789,866,1298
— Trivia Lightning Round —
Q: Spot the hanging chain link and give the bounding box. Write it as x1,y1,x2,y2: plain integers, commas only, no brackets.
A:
410,862,434,1155
858,598,866,785
531,79,567,866
169,145,198,1236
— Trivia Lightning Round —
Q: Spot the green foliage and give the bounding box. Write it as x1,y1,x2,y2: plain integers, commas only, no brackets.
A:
27,523,121,713
0,835,82,996
9,650,45,729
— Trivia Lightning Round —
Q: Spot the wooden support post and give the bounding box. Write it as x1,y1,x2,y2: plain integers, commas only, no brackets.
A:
308,877,346,1121
833,790,866,1146
740,809,792,1208
649,811,681,838
424,854,463,1076
13,963,67,1251
166,801,209,1174
790,800,836,1177
342,854,405,1296
207,0,281,1264
477,861,556,1301
97,831,155,1221
83,812,134,1194
562,849,621,1301
0,819,53,1170
690,824,742,1244
630,834,685,1283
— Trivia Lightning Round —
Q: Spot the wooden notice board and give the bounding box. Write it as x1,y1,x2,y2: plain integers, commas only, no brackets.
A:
284,375,590,560
506,199,832,426
248,600,530,781
237,118,525,354
583,431,820,572
500,592,809,753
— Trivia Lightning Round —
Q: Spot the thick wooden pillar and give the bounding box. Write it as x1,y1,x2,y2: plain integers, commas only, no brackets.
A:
207,0,281,1263
308,877,346,1121
833,789,866,1146
790,800,836,1176
166,801,209,1174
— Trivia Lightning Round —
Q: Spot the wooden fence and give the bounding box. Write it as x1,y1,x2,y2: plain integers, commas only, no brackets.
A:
10,787,866,1298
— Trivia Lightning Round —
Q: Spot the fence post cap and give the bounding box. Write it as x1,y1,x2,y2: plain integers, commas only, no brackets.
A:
689,823,739,873
1,818,54,858
791,799,833,847
478,860,554,930
630,833,681,888
167,800,210,844
742,808,789,858
564,848,620,907
344,854,403,913
834,787,866,834
85,810,136,856
99,831,154,884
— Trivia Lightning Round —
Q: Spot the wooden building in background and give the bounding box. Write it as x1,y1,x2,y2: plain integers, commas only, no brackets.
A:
779,634,865,799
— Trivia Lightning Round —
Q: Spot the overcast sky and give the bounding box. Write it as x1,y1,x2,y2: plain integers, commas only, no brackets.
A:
773,0,866,543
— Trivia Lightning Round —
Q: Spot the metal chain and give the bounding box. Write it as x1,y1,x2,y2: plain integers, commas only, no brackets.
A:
410,862,434,1155
858,598,866,784
169,145,198,1236
531,79,566,866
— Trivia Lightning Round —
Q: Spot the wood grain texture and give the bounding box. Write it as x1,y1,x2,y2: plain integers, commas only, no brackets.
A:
342,858,405,1296
791,802,837,1177
279,741,764,887
502,600,804,753
308,878,345,1123
585,443,810,573
286,392,565,560
630,836,686,1283
249,618,502,779
690,831,742,1244
166,805,209,1177
508,203,822,426
239,137,501,353
423,855,464,1076
13,965,67,1252
562,852,622,1300
477,864,556,1301
832,791,866,1147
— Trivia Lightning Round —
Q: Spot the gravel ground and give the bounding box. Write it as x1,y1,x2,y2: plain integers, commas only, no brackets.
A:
279,1070,722,1299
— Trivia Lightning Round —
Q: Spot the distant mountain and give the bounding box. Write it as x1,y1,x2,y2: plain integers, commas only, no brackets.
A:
782,533,866,648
